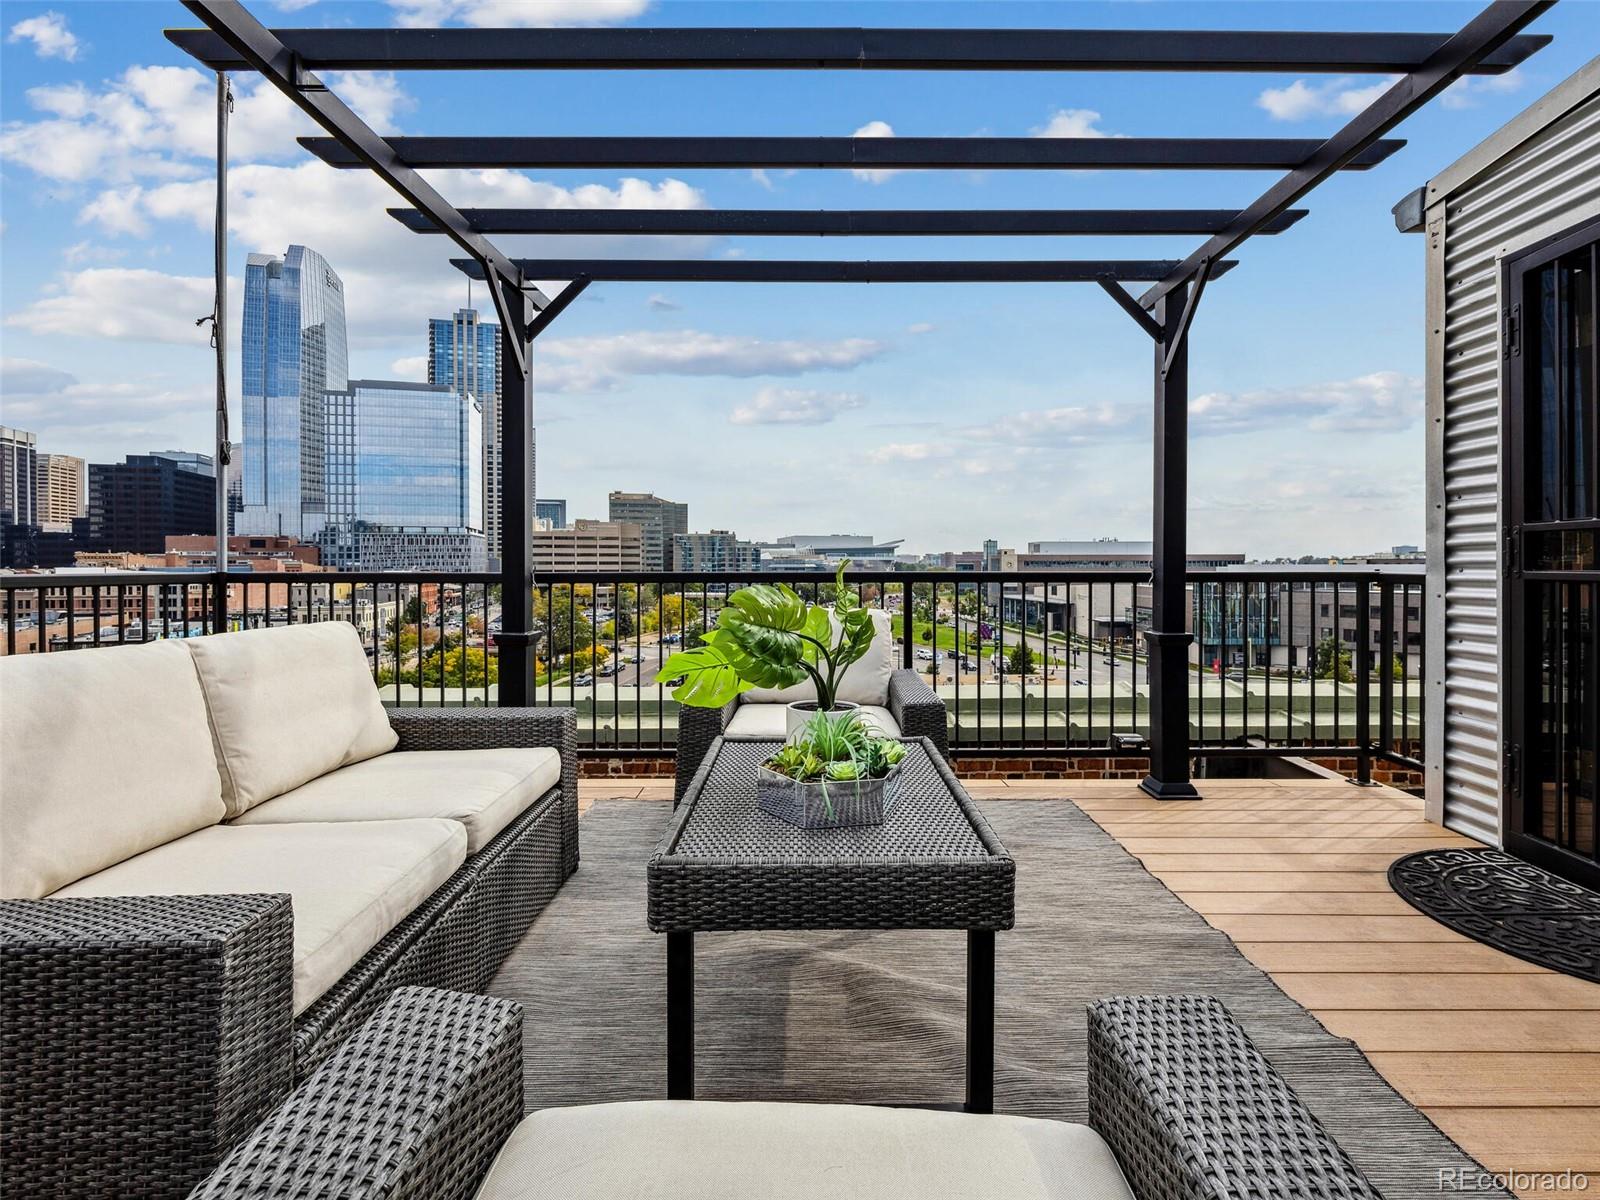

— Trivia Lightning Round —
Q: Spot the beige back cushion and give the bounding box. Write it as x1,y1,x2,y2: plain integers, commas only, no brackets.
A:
743,608,895,707
187,622,398,817
0,639,225,899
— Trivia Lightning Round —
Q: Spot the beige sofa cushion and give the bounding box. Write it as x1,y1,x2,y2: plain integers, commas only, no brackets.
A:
187,623,398,817
474,1101,1135,1199
725,704,899,741
0,639,224,900
232,747,561,854
53,819,466,1013
742,609,895,707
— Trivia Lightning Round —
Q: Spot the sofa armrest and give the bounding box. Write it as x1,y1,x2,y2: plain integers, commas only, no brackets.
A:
188,987,524,1200
1087,995,1380,1200
385,706,579,875
674,699,737,804
888,668,948,759
0,893,295,1199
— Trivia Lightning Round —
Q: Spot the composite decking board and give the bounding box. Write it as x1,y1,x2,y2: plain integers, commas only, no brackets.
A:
1236,941,1547,974
1364,1053,1600,1107
1317,1009,1600,1052
1274,971,1600,1010
1116,836,1475,854
1145,870,1401,891
1138,852,1425,871
1182,891,1427,915
1207,913,1482,942
1422,1109,1600,1171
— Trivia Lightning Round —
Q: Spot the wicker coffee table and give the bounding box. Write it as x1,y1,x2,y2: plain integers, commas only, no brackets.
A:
647,736,1015,1112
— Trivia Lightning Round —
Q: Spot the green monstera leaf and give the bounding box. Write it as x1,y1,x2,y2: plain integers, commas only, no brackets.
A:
656,630,755,708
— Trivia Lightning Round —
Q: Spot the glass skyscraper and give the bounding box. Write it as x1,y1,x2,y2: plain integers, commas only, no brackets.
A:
428,309,501,562
320,380,485,572
239,245,348,540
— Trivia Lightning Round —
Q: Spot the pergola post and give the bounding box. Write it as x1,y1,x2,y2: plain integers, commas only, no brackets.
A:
496,275,536,706
1142,283,1200,800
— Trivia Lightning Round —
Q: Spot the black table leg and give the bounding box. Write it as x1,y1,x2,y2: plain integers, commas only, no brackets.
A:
667,931,694,1099
966,929,995,1114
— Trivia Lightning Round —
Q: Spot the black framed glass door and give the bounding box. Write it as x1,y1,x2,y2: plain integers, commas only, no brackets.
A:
1504,216,1599,889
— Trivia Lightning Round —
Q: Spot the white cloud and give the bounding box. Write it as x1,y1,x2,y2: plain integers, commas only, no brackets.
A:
1257,76,1399,121
6,268,214,344
7,11,78,61
0,357,208,431
1,357,76,394
1189,371,1422,434
0,65,409,184
1031,109,1114,138
539,329,886,387
1441,69,1526,110
387,0,649,27
963,404,1134,445
851,119,899,184
646,293,681,312
906,322,935,335
390,354,428,381
867,442,950,464
730,387,868,426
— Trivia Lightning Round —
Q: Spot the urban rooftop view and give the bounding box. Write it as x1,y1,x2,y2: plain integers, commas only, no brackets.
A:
0,1,1596,1198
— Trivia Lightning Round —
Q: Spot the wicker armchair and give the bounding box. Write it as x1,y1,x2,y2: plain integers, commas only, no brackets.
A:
187,990,1380,1200
675,669,948,802
0,705,577,1200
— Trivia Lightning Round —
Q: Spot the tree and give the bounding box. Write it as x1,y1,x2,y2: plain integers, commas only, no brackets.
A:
1007,641,1036,675
535,589,594,658
1314,633,1353,683
920,627,933,643
645,593,700,635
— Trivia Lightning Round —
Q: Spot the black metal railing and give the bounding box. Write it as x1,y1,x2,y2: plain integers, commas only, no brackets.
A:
0,565,1424,779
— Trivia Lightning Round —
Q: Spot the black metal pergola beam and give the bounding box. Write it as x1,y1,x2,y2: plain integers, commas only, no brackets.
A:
166,26,1548,74
305,135,1405,172
449,258,1239,284
1140,0,1556,308
390,207,1309,237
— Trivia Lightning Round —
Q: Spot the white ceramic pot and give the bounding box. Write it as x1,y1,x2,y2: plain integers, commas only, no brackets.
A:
784,700,859,742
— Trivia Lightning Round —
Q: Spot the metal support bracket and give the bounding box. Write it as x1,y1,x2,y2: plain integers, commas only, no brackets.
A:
528,280,590,342
1097,278,1162,340
483,265,530,377
1161,257,1211,377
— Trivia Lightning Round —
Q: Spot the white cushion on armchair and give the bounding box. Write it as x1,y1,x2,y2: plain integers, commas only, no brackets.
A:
741,609,895,708
187,622,397,818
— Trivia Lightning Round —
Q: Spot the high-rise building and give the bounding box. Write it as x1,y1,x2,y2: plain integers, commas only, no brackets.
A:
673,530,762,572
533,519,643,572
608,491,688,571
535,498,568,529
35,453,85,527
428,309,502,562
1,426,38,527
238,245,348,540
86,452,215,553
319,380,485,572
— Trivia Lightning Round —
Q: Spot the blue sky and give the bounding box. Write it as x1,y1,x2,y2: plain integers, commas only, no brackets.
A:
1,1,1594,557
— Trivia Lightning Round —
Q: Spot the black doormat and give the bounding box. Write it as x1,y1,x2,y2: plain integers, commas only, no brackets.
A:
1388,847,1600,983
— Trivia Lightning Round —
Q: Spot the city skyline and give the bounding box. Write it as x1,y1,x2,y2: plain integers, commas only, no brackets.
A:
4,3,1596,557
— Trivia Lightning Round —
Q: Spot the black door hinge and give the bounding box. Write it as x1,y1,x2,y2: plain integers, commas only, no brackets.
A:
1505,303,1521,358
1507,525,1521,576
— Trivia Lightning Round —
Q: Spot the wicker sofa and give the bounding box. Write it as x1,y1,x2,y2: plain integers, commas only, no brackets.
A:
675,609,948,801
186,986,1381,1200
0,623,578,1200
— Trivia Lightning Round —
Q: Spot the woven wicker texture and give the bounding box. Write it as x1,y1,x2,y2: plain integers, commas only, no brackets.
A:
650,738,1014,933
1088,995,1381,1200
1,894,295,1200
189,987,525,1200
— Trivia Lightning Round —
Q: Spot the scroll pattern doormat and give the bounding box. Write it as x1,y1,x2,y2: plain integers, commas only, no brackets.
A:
1389,847,1600,983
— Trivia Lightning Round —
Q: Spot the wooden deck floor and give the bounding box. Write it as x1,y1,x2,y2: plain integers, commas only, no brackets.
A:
577,775,1599,1198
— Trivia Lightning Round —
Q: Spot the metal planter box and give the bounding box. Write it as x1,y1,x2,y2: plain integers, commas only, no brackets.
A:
756,763,904,829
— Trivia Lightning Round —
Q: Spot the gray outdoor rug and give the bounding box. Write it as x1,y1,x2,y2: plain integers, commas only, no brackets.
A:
491,798,1508,1200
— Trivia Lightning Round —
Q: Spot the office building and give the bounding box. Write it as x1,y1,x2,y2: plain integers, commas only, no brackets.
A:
1021,538,1245,570
534,519,643,572
673,530,762,572
535,498,568,530
2,426,38,527
772,533,904,561
238,245,348,540
428,308,501,561
608,491,688,571
35,453,85,527
164,534,321,568
85,451,215,553
319,380,485,572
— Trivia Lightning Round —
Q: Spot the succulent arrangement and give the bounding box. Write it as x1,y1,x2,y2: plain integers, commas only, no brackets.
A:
764,707,906,804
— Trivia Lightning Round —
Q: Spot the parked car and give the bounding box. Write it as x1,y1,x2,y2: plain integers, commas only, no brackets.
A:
915,648,934,661
572,673,594,687
662,633,682,645
597,663,622,677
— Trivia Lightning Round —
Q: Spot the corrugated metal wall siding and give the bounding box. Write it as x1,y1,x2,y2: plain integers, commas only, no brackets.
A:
1432,93,1600,843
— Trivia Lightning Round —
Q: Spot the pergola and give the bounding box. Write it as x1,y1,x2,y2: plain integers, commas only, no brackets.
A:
168,0,1552,799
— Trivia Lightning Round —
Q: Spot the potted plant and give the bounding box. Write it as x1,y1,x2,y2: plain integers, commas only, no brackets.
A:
658,560,877,740
757,709,909,828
